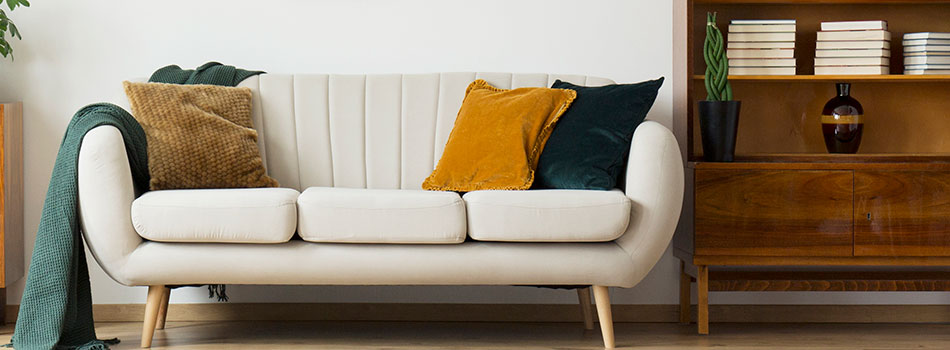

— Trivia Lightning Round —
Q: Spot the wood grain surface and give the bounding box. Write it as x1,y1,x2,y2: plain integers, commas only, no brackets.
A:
854,171,950,256
4,320,950,349
710,280,950,291
691,155,950,167
0,102,23,289
693,255,950,266
695,169,854,256
708,271,950,291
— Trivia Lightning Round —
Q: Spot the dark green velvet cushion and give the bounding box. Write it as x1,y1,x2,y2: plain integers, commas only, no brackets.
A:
534,77,664,190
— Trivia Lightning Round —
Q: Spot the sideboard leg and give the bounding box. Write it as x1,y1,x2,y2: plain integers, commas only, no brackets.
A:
679,261,691,324
577,287,594,330
592,286,615,349
697,265,709,335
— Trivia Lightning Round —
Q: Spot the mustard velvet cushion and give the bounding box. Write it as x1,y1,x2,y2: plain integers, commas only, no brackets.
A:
123,81,279,190
422,80,576,191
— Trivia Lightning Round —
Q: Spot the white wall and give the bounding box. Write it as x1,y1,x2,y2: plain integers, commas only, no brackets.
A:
0,0,946,307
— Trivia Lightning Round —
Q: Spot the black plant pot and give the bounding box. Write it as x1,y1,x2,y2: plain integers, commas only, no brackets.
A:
698,100,741,162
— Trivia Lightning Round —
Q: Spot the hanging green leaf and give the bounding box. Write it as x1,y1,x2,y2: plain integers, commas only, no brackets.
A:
0,40,10,58
0,0,29,60
6,0,31,11
9,21,18,39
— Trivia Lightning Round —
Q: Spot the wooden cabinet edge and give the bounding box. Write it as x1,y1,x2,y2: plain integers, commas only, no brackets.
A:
690,162,950,170
1,103,24,288
694,255,950,266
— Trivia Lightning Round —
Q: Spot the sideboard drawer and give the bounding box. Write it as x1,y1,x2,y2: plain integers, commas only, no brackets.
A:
695,170,853,256
855,171,950,256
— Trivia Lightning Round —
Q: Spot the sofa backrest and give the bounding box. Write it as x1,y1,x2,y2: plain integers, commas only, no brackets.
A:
123,72,610,191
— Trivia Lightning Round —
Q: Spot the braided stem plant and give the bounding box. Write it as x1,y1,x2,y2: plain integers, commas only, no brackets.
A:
703,12,733,101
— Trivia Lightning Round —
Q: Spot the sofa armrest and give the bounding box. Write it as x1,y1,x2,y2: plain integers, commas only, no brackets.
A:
614,121,684,287
78,125,142,285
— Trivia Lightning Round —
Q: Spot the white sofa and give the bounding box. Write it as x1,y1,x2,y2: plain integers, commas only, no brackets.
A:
78,72,684,348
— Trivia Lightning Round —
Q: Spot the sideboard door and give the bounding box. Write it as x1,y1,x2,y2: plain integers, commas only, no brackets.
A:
695,170,854,257
855,171,950,256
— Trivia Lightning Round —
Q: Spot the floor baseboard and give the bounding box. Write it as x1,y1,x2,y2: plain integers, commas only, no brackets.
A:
7,303,950,324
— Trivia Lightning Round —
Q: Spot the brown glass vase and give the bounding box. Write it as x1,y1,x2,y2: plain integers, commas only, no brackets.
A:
821,83,864,154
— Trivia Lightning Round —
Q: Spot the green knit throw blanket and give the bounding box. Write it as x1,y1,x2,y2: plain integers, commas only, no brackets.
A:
11,62,263,350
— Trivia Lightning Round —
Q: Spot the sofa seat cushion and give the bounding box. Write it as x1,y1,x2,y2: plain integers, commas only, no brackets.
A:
131,188,299,243
463,189,631,242
297,187,466,244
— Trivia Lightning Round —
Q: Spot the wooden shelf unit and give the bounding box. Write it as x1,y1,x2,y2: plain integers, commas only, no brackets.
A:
697,0,950,4
687,0,950,157
676,0,950,336
693,74,950,82
694,0,950,5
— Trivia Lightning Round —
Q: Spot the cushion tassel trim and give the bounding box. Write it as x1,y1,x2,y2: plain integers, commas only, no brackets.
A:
66,338,121,350
208,284,229,302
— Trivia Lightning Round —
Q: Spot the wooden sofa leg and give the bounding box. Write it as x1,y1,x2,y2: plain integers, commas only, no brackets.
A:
697,265,709,335
592,286,615,349
577,287,594,330
142,285,165,348
679,261,691,324
156,287,171,330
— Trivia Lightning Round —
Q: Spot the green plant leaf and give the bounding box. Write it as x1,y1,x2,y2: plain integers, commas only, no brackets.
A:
4,0,28,11
0,0,25,60
0,40,10,58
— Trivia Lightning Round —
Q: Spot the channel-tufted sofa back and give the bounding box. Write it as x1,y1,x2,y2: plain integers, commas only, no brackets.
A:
237,73,614,191
117,73,612,191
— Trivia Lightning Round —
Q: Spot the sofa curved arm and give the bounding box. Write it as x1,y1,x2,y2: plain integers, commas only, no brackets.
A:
614,120,684,288
78,125,143,285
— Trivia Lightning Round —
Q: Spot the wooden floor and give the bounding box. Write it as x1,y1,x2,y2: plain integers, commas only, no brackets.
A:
2,321,949,349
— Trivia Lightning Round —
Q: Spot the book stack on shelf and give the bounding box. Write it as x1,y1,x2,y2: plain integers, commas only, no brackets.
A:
904,32,950,75
815,20,891,75
726,19,796,75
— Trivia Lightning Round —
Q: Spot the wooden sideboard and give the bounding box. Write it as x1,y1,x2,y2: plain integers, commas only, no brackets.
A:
0,102,23,324
675,0,950,335
679,158,950,334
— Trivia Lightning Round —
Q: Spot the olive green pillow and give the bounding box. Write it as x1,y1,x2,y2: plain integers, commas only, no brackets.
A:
534,78,664,190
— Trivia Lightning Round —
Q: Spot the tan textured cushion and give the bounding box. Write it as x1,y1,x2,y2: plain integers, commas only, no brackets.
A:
124,82,278,190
